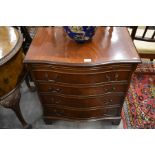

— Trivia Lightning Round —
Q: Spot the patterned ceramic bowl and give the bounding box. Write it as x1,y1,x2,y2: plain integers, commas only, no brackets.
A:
63,26,96,43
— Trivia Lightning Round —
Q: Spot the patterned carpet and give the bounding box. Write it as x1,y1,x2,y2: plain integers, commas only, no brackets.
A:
122,73,155,129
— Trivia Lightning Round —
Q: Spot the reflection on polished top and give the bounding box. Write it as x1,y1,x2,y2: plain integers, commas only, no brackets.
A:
0,27,19,59
0,27,23,66
24,27,141,66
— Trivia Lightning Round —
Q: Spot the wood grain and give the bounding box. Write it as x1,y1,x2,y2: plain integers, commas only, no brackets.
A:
25,26,141,125
24,27,141,66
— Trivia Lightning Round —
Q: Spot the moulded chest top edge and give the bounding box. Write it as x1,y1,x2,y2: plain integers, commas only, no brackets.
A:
24,27,141,65
24,59,141,67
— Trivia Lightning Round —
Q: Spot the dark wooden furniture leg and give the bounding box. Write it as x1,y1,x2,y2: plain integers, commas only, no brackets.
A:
25,72,36,92
14,26,36,92
44,118,56,124
112,119,121,125
10,97,32,129
1,87,32,129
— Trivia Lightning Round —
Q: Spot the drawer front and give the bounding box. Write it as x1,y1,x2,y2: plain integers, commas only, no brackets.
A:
33,70,131,84
37,82,128,96
43,106,121,119
31,64,133,73
40,94,124,108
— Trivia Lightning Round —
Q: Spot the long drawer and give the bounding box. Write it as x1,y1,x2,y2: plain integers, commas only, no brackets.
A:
43,106,121,119
30,64,133,73
39,94,124,108
37,82,128,96
32,70,131,84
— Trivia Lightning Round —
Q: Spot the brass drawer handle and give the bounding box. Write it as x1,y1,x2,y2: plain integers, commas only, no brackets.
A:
109,99,113,103
48,87,62,93
103,99,113,105
44,73,59,82
105,74,111,81
55,100,61,104
53,109,64,116
105,73,119,81
115,73,119,80
45,73,49,80
112,87,116,91
104,88,108,93
48,79,56,82
104,87,116,93
52,89,61,93
51,97,61,104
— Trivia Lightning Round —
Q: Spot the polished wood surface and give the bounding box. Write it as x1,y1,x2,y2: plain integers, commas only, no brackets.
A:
24,27,140,65
44,106,120,120
0,27,19,59
0,26,30,128
37,82,128,96
0,26,23,66
0,26,24,96
25,27,141,125
40,94,124,108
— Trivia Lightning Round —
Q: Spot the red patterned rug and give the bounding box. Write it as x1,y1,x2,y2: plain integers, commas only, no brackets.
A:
122,73,155,128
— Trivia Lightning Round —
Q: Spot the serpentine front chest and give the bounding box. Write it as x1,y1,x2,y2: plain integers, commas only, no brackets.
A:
24,27,141,125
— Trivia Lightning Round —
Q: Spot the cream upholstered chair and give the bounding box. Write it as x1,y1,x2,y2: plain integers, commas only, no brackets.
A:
128,26,155,61
128,26,155,74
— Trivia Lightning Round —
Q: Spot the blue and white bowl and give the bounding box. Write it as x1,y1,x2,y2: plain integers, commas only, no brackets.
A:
63,26,96,43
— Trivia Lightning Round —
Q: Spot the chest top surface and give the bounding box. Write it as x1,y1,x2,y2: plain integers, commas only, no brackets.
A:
0,26,23,66
24,27,141,66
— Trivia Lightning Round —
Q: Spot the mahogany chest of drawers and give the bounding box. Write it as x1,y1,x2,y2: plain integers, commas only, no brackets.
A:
24,27,141,125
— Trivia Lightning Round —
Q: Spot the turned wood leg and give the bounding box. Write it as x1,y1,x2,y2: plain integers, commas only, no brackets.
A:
11,98,32,129
1,87,32,129
44,118,56,125
25,73,36,92
112,119,121,125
